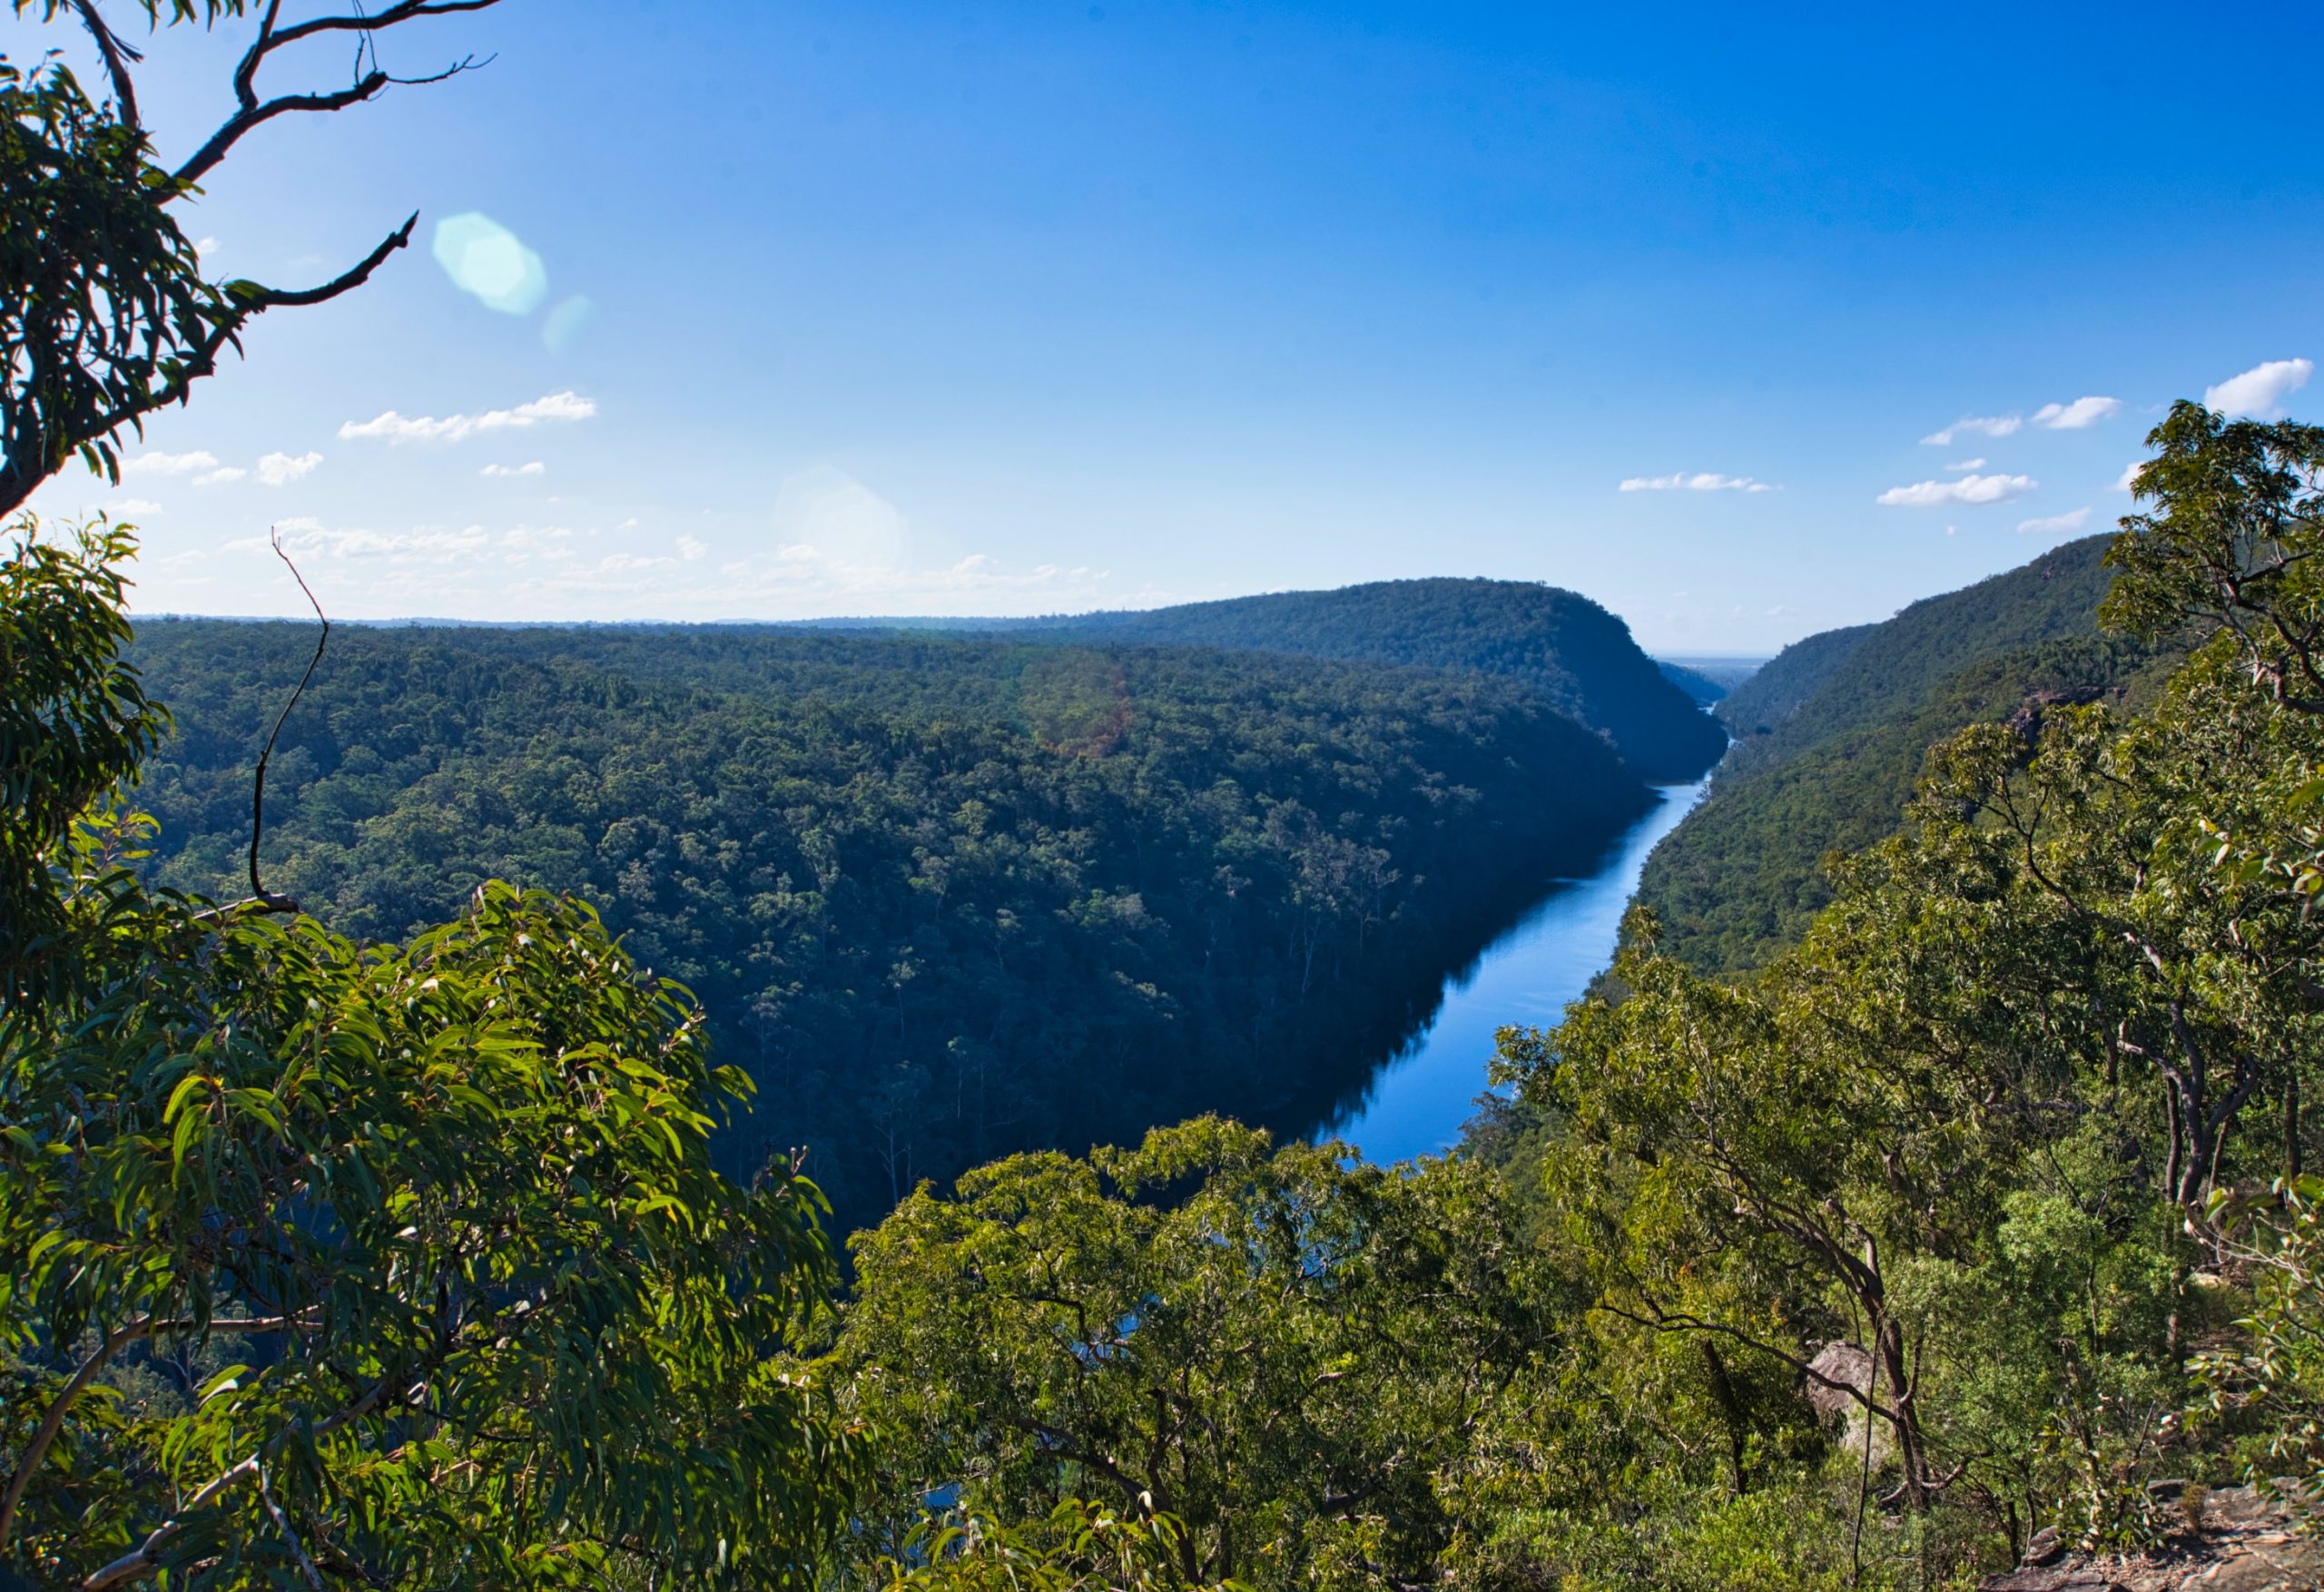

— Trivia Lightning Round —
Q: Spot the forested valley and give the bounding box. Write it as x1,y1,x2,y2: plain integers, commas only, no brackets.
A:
17,5,2324,1587
829,577,1728,782
25,409,2324,1590
123,619,1661,1230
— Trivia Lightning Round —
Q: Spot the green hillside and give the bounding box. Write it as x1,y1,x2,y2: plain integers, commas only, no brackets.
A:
982,578,1728,781
126,621,1649,1231
1639,535,2167,974
1717,536,2118,776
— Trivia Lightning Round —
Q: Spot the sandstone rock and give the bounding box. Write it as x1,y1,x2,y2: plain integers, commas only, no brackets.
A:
1978,1487,2324,1591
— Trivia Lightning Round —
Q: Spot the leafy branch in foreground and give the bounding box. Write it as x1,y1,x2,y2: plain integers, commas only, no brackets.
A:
2,526,865,1589
0,0,507,515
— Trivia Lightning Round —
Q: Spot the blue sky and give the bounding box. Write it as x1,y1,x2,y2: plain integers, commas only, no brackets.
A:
18,0,2324,651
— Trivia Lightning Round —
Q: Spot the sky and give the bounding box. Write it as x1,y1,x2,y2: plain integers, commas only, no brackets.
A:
15,0,2324,653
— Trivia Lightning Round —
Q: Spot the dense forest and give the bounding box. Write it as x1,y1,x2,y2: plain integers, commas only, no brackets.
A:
23,415,2324,1590
1635,535,2176,972
832,405,2324,1587
124,622,1652,1230
832,577,1729,781
19,8,2324,1587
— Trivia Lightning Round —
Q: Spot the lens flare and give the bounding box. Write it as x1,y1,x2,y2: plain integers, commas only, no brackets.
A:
543,293,596,353
432,212,547,315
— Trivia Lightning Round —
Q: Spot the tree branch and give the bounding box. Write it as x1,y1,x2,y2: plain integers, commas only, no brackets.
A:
244,527,330,913
0,1313,308,1553
81,1371,404,1590
67,0,143,132
175,0,507,190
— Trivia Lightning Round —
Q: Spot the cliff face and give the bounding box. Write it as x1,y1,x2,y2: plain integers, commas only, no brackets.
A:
1981,1485,2324,1590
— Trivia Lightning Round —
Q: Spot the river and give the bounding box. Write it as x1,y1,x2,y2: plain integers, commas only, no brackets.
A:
1324,775,1712,1164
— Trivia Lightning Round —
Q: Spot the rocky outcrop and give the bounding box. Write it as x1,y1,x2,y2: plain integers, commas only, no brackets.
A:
1980,1485,2324,1590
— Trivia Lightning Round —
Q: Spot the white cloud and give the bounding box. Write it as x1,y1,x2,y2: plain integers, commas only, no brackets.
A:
256,450,322,486
2032,396,2122,429
339,389,597,444
2114,461,2144,493
2017,506,2093,536
195,467,248,486
1876,472,2039,507
194,236,220,254
1921,414,2023,447
248,524,494,563
1945,457,1986,472
2205,358,2314,419
676,534,707,561
121,449,219,477
1616,471,1777,493
102,497,163,516
480,461,547,477
597,552,675,574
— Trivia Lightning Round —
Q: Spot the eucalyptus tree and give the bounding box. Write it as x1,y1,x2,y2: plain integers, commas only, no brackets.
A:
2,526,868,1588
840,1117,1558,1592
2,0,506,515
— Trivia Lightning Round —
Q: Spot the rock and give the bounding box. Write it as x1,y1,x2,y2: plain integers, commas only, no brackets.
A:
1805,1341,1890,1464
1979,1486,2324,1591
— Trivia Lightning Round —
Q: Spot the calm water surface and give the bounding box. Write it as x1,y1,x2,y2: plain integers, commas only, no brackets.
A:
1326,776,1711,1163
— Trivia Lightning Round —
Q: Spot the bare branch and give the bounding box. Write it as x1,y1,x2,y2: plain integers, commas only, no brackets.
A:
230,212,419,312
173,71,391,189
174,0,507,191
245,528,330,913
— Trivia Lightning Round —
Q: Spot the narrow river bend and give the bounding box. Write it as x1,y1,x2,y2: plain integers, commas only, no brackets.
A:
1324,776,1712,1164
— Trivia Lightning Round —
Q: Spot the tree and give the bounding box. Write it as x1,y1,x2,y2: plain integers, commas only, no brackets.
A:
2,0,507,516
1,526,868,1589
2105,401,2324,713
839,1118,1557,1592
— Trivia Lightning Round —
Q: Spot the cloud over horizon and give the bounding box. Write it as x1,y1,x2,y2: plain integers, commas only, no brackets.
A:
256,451,322,486
339,390,596,445
2017,506,2093,536
122,450,220,477
1618,471,1777,493
1876,472,2038,507
2032,396,2122,429
1921,415,2023,447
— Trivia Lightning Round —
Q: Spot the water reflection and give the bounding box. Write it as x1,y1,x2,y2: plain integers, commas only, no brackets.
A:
1305,777,1711,1164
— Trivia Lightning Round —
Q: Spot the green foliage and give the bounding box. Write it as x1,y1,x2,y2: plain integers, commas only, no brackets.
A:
2197,1176,2324,1504
0,50,222,504
0,517,167,1009
1641,632,2176,975
1459,406,2324,1577
124,620,1649,1232
987,576,1728,781
872,1502,1240,1591
1640,534,2168,974
2,528,863,1588
839,1119,1557,1590
2103,400,2324,703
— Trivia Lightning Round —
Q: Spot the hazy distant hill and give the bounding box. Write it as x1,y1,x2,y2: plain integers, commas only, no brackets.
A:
1637,535,2178,974
956,579,1728,781
1655,660,1740,707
